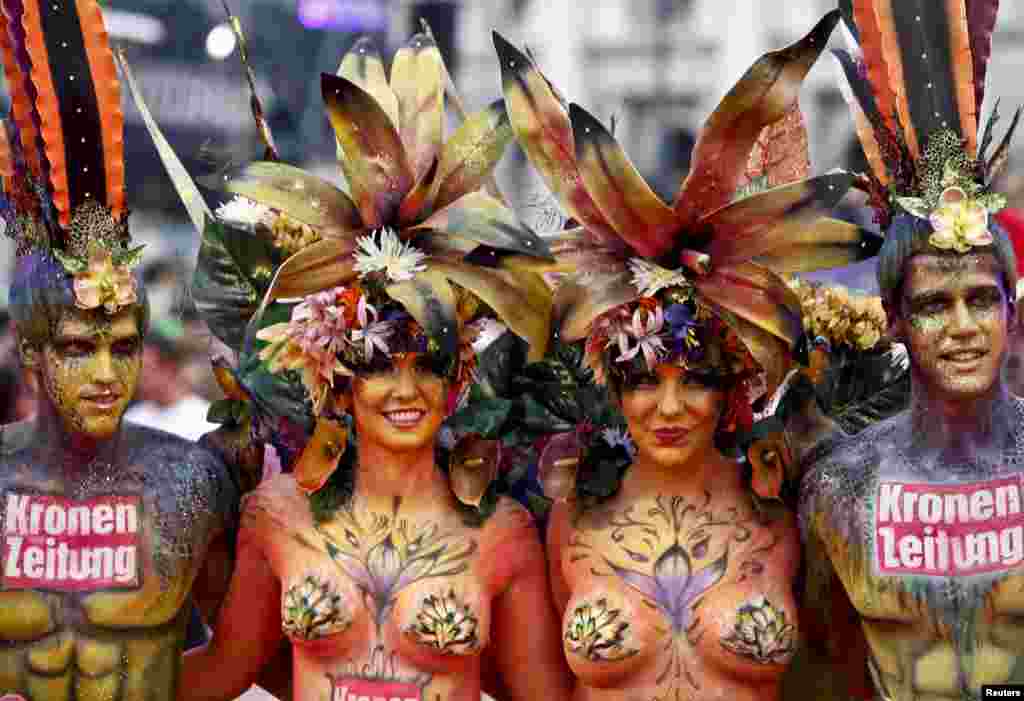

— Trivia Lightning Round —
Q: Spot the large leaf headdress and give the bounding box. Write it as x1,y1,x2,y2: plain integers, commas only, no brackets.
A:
495,11,880,397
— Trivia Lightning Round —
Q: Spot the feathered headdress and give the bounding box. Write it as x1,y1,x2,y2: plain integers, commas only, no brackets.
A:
834,0,1018,256
122,24,555,497
1,0,141,314
495,10,879,405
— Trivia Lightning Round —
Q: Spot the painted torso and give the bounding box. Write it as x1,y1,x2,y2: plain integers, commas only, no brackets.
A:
0,420,236,701
242,473,538,701
801,398,1024,700
555,480,801,701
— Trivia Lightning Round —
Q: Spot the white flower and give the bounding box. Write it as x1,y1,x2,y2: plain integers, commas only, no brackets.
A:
469,318,508,353
601,427,636,457
215,195,275,230
628,258,690,297
354,227,428,282
616,305,667,371
351,295,394,362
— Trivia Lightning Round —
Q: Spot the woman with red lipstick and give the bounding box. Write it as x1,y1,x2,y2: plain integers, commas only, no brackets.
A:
137,26,573,701
494,11,872,701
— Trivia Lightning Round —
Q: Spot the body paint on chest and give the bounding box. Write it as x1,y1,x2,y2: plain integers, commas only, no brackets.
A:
875,476,1024,576
331,680,420,701
2,493,142,590
327,646,431,701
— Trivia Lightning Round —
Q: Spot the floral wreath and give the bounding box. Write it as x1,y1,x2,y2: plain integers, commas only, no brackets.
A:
254,228,487,417
583,261,763,436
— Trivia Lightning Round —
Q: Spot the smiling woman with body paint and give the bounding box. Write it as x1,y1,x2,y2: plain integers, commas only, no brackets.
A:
491,10,881,701
139,26,573,701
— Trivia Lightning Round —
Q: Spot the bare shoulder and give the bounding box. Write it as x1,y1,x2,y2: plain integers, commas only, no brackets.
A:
484,496,540,542
545,502,573,551
241,473,313,533
801,412,901,498
124,423,240,523
799,413,901,545
481,496,545,586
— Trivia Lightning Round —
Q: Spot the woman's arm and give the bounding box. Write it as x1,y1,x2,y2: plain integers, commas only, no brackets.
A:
489,523,573,701
545,504,572,613
179,529,284,701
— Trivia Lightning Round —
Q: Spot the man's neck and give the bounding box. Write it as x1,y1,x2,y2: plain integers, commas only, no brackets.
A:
907,374,1017,460
33,404,122,476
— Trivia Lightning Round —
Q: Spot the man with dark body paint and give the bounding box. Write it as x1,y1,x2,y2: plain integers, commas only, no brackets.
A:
800,3,1024,698
0,1,250,698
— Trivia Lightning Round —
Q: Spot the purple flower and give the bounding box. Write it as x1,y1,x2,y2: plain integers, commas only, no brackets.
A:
664,304,699,355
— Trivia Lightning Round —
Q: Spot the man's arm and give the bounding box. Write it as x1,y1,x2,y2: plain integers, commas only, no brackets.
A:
790,453,874,701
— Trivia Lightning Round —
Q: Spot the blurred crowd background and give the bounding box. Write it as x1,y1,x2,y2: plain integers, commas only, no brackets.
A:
4,0,1024,423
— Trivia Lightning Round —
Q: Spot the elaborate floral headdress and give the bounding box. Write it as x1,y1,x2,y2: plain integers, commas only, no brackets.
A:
494,13,886,503
834,0,1018,263
496,11,879,417
1,0,141,315
124,24,554,499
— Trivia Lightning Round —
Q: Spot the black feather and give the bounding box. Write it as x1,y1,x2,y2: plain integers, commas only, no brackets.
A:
885,0,964,146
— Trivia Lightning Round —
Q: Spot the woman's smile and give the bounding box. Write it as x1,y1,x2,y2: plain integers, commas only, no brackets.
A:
383,408,427,428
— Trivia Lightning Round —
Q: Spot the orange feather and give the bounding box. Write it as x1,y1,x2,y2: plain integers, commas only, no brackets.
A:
871,0,919,158
0,2,44,182
851,0,900,145
74,0,125,219
19,0,70,226
945,0,979,156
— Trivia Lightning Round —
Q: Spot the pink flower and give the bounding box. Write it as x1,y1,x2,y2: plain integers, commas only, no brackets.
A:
350,295,394,362
72,248,137,314
616,305,667,371
257,286,353,414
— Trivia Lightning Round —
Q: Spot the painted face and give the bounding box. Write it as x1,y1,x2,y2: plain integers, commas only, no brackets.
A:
350,352,448,455
619,364,724,470
897,253,1012,402
37,307,142,440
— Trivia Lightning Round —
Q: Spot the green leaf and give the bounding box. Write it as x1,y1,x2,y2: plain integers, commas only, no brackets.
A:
447,397,515,438
236,349,314,431
895,197,930,219
112,244,146,270
192,217,279,349
525,490,552,519
733,175,771,202
207,398,246,425
52,249,87,274
981,192,1008,214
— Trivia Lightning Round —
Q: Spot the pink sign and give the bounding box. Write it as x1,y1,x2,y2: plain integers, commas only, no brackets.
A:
2,494,142,591
332,679,421,701
876,476,1024,576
